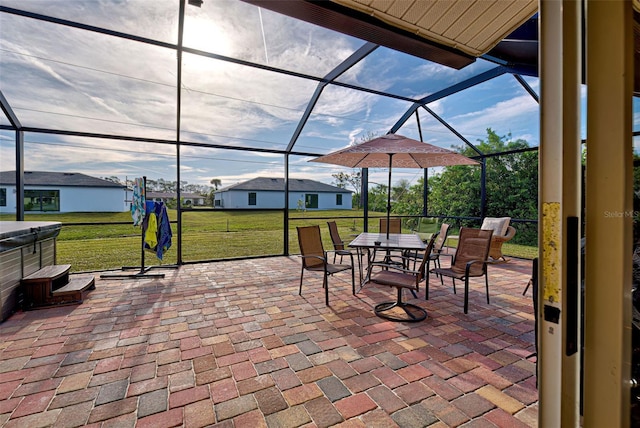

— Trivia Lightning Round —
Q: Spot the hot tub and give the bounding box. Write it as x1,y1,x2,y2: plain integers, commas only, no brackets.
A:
0,221,62,321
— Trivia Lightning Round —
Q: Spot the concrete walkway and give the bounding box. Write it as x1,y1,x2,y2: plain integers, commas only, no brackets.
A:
0,256,537,427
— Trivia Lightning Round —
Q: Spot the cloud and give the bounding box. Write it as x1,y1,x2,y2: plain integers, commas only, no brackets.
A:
0,1,542,189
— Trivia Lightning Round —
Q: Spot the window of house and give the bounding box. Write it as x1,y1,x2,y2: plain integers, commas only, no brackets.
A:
214,199,221,207
0,188,6,206
248,192,257,205
305,194,318,209
25,190,60,212
336,194,342,206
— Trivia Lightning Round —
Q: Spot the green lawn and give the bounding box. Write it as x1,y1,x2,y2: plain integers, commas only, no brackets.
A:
2,211,537,272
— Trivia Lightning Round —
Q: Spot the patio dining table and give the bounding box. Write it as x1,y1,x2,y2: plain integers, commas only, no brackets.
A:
349,232,426,291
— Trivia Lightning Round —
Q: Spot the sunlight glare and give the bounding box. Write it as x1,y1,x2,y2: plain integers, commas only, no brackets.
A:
183,17,232,57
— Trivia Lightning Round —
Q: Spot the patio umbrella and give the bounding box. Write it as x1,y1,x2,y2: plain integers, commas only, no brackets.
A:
310,134,478,238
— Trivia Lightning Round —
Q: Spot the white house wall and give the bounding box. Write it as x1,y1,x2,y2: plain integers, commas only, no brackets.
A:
0,185,127,214
218,190,352,209
62,187,127,212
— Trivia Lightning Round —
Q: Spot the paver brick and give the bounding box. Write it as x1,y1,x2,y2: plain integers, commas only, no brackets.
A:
11,390,55,418
334,393,377,419
452,393,495,418
169,385,210,408
282,383,324,406
233,409,268,428
136,408,183,428
215,394,258,421
394,381,434,405
305,396,343,427
53,400,93,428
484,408,531,428
3,409,62,428
0,257,538,427
87,397,138,424
138,388,168,418
476,384,525,414
255,386,288,415
265,405,312,428
350,356,384,374
391,405,437,428
366,385,407,413
210,376,239,403
317,376,351,402
343,372,380,393
285,352,313,372
271,367,302,390
183,398,216,427
49,387,100,409
296,365,332,383
95,379,129,405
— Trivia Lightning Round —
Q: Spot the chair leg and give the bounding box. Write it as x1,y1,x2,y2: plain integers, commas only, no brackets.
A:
437,258,444,285
375,287,427,322
356,251,363,286
452,278,457,294
485,274,490,304
323,273,329,306
299,268,304,295
464,277,469,314
351,262,355,295
425,262,430,300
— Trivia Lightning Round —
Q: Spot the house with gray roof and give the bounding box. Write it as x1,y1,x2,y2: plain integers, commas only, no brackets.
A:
214,177,352,210
0,171,127,213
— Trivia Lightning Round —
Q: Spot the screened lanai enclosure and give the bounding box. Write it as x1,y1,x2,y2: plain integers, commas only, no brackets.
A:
1,1,639,426
0,0,542,269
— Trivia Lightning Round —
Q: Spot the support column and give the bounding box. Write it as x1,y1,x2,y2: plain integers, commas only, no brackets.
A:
15,130,24,221
583,1,633,426
538,0,582,426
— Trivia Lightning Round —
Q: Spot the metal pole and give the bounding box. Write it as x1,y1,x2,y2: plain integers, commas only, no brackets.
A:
284,154,289,255
362,168,369,232
480,158,487,220
386,154,393,239
15,130,24,221
175,0,186,264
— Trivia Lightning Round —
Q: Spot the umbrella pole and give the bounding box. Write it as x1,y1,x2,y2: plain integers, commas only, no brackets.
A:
387,154,393,240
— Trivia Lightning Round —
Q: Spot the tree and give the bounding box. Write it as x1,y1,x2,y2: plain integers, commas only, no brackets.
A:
209,179,222,206
102,176,123,185
427,128,538,244
367,184,388,213
210,178,221,190
332,171,361,208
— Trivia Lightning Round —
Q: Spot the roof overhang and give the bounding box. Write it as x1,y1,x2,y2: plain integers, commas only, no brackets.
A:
242,0,537,71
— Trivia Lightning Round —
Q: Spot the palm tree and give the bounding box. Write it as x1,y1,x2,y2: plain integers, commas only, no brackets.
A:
210,178,221,190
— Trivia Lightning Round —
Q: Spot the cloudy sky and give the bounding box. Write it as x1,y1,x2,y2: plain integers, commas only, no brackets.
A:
0,0,621,191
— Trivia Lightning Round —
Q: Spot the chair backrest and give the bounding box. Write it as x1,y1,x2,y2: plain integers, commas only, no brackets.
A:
433,223,450,252
327,221,344,251
297,225,325,269
415,235,437,282
380,218,401,234
452,227,493,275
480,217,511,238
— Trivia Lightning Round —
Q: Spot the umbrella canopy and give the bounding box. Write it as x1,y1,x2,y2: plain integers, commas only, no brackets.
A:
310,134,478,169
310,134,478,238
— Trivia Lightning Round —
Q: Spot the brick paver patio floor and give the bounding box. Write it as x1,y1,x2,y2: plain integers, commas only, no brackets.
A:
0,255,538,427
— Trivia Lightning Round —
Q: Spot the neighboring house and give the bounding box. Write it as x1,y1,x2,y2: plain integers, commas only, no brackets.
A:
146,191,206,206
214,177,352,210
0,171,127,213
